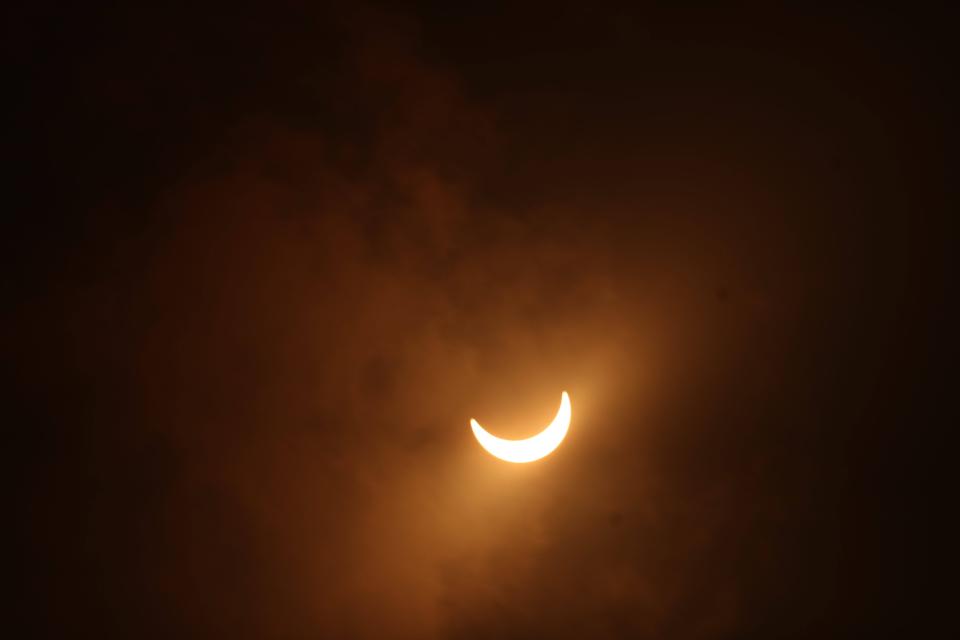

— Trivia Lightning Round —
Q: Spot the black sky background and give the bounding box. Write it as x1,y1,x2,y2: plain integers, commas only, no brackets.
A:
8,2,955,638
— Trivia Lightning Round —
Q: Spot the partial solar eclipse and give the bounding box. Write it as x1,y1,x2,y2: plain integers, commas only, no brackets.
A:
470,391,571,463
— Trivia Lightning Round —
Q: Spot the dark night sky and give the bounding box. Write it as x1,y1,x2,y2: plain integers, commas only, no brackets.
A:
8,2,954,638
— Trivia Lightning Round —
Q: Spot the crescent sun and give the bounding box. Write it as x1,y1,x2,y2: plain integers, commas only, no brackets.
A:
470,391,571,463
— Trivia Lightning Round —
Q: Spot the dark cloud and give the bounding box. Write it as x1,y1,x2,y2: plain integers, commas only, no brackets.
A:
9,3,951,638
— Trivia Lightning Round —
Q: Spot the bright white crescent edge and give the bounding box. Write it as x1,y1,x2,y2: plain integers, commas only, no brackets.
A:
470,391,571,463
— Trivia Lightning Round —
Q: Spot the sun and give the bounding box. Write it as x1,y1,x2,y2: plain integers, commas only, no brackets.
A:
469,391,571,463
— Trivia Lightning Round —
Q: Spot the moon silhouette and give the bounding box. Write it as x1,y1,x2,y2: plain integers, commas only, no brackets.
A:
470,391,571,463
